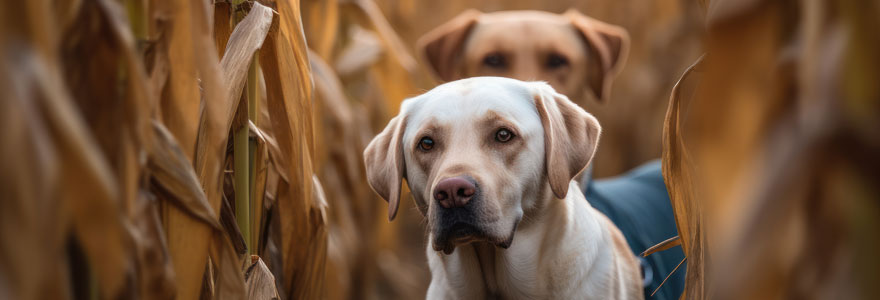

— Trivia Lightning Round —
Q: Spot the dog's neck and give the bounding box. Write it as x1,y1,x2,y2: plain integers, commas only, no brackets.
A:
459,185,563,299
472,242,500,298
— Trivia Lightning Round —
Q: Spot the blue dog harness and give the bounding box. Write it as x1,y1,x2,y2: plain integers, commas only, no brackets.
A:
583,160,685,300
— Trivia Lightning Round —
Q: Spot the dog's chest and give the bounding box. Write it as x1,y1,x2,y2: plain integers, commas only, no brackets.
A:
470,232,548,299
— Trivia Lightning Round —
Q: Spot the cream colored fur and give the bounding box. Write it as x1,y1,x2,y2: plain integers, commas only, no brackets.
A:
364,77,642,299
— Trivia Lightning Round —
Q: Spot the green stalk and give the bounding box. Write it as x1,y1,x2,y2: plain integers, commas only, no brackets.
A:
125,0,148,40
247,53,259,253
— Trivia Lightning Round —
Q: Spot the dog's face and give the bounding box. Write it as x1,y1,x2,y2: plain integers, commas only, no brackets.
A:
417,10,629,105
364,77,601,254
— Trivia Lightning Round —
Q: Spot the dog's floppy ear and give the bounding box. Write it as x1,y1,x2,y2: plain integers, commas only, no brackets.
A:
364,114,408,221
533,83,602,199
416,9,481,81
565,9,630,103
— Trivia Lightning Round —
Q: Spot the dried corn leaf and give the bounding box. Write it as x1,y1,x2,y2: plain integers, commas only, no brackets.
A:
0,48,70,300
311,50,386,299
130,191,177,299
257,183,288,298
163,196,217,300
339,0,420,116
149,121,221,229
57,1,167,297
220,3,274,117
334,26,383,76
343,0,417,73
221,193,249,256
303,0,340,59
250,122,271,251
50,29,135,300
214,2,234,58
3,40,132,300
209,231,247,299
161,0,204,160
640,236,681,258
258,0,328,296
662,55,706,300
246,255,281,300
61,11,152,289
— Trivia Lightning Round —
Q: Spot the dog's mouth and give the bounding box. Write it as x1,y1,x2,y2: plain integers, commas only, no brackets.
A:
432,221,518,255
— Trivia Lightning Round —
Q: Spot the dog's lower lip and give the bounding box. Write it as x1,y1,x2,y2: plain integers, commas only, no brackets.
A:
497,217,519,249
434,222,482,253
435,216,522,253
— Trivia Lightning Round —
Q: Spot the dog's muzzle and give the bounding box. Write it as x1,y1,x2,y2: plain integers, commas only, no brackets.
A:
431,203,519,254
430,176,520,254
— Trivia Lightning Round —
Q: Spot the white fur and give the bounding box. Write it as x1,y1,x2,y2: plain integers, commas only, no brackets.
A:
389,77,642,299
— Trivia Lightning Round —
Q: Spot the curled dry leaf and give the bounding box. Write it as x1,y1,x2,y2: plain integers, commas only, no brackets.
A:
0,47,69,300
246,255,281,300
640,235,681,258
161,0,204,160
129,191,177,299
662,55,706,300
209,231,248,299
250,122,271,251
339,0,421,120
149,121,221,229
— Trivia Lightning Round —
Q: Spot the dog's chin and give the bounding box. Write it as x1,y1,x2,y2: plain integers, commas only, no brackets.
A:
432,222,518,255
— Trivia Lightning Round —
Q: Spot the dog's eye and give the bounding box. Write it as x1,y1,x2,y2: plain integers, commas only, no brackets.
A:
418,137,435,151
545,53,569,69
495,128,514,143
482,53,507,69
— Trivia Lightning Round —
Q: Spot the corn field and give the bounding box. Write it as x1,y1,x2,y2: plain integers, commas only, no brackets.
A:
0,0,877,299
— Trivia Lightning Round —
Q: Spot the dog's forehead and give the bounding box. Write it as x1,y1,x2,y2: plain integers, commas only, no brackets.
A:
475,11,573,36
464,13,584,61
403,77,539,131
479,11,568,25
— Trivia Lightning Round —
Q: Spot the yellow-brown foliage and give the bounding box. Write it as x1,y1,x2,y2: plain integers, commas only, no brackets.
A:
0,0,326,299
1,0,877,299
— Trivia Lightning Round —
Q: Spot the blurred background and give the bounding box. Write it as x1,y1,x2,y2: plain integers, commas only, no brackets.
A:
1,0,877,299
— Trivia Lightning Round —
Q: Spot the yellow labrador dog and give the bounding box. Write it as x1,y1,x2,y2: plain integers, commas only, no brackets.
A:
364,77,643,299
417,9,628,105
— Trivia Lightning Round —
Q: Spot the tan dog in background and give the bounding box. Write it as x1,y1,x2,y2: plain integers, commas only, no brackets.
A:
364,77,642,299
417,9,629,105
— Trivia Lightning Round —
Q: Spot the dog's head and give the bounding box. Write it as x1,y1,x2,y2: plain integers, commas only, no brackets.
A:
417,9,629,105
364,77,601,254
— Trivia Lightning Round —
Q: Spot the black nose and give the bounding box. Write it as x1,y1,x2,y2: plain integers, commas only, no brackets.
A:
433,177,476,208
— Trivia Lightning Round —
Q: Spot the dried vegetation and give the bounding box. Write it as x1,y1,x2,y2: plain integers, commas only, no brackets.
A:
0,0,877,299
